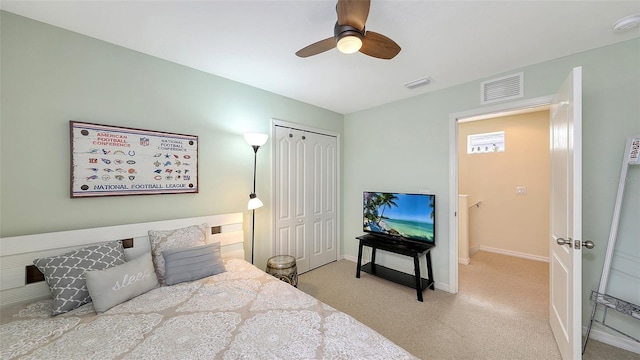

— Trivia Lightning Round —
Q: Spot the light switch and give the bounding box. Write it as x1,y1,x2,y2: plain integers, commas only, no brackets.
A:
516,187,527,195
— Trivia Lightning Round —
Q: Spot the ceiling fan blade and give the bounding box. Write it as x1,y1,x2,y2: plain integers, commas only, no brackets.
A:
295,37,336,58
359,31,401,60
336,0,370,31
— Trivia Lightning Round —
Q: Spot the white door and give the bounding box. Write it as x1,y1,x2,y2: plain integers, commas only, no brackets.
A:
549,66,583,360
274,126,308,270
308,132,338,269
274,126,338,273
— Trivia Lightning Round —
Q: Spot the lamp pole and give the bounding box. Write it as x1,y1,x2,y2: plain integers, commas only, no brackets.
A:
244,132,267,265
251,145,259,264
251,209,256,264
252,145,259,195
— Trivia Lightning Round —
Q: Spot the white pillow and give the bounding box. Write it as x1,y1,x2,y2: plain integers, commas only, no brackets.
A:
148,224,207,285
85,252,159,313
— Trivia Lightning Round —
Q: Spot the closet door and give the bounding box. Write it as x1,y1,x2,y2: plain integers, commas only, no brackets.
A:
274,126,308,271
308,131,337,270
274,126,337,273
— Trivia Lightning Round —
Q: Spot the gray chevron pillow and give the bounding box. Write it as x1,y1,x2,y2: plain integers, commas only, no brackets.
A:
33,240,126,316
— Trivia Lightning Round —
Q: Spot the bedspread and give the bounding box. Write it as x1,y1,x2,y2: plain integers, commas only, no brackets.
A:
1,259,417,360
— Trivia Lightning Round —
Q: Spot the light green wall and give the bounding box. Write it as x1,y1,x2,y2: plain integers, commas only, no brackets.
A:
0,11,344,268
344,38,639,341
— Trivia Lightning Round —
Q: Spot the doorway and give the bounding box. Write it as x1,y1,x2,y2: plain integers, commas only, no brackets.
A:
457,109,551,264
455,108,552,338
448,96,553,294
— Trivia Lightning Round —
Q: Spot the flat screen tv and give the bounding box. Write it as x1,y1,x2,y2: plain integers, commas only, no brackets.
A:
363,192,435,245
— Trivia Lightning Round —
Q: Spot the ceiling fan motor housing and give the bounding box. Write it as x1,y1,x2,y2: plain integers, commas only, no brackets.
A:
334,22,364,42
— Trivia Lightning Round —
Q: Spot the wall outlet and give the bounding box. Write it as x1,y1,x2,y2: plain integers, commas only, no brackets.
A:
516,187,527,195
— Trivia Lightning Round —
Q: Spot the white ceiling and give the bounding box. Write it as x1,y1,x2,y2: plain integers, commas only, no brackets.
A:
2,0,639,114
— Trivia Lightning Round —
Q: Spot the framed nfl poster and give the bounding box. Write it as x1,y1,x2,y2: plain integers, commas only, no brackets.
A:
70,121,198,197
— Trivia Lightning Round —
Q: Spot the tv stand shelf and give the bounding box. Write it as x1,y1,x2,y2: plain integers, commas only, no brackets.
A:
359,263,432,291
356,234,435,301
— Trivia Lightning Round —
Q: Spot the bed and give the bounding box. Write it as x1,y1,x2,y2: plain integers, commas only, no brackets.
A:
0,213,417,359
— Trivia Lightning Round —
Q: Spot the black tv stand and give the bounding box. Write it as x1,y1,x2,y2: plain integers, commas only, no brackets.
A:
356,234,435,302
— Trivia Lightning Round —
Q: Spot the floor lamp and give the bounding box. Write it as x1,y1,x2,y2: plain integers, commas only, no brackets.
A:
244,133,268,264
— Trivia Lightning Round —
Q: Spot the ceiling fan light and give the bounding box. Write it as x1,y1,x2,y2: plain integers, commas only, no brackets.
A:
337,35,362,54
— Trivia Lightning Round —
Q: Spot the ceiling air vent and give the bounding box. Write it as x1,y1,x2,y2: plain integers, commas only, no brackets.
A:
481,72,524,104
404,76,431,89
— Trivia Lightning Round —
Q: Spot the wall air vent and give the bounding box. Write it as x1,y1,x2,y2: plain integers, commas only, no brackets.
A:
481,72,524,104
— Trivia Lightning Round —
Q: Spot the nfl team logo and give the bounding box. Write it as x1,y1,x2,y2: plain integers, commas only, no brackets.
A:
140,137,150,146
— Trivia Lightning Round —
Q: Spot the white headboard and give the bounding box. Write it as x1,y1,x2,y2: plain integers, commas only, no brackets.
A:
0,213,244,309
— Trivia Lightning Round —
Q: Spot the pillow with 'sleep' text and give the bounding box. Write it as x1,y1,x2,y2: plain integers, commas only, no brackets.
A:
85,251,159,313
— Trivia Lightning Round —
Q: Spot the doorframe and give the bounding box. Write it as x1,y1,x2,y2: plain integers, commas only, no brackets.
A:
448,95,553,294
270,118,342,261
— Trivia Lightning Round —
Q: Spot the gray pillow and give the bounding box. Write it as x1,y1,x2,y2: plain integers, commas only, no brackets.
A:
162,242,225,286
33,240,125,316
148,224,207,285
85,252,159,313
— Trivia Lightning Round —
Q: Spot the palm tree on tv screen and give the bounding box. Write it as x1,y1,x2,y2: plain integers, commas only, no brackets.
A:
375,193,398,226
363,193,379,223
429,195,435,221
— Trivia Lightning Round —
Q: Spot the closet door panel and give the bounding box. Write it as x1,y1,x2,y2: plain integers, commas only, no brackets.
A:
276,135,291,220
294,222,307,262
295,139,306,218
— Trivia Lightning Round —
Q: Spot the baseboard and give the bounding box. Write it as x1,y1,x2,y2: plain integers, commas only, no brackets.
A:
342,254,357,262
478,246,549,263
584,326,640,354
433,281,449,292
459,257,470,265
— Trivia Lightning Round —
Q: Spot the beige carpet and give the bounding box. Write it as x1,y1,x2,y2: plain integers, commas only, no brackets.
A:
297,251,639,360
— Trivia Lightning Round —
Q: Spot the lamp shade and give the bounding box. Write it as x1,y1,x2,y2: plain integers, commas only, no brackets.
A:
244,133,268,147
248,193,263,210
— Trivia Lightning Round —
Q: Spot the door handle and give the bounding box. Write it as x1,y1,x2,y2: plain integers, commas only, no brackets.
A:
556,237,595,250
582,240,595,249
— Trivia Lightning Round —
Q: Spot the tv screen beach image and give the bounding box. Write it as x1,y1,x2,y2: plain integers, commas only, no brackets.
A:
363,192,435,243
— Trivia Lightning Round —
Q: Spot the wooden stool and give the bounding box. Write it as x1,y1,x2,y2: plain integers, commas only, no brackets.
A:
266,255,297,287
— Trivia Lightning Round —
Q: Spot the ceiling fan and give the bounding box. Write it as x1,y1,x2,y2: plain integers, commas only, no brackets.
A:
295,0,401,60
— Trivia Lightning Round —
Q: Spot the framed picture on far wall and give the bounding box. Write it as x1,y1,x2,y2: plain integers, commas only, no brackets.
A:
70,121,198,198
